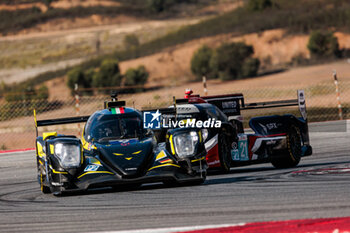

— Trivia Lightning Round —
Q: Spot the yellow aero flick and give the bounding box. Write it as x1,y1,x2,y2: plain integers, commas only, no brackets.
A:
43,132,57,140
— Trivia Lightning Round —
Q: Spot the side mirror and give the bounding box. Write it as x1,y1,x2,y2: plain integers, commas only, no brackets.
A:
145,129,154,137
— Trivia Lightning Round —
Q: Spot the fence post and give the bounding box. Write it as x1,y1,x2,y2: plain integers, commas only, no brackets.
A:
202,76,208,96
74,84,81,136
333,70,343,120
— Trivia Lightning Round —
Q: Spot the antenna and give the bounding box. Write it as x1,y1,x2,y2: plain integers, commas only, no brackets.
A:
111,91,118,102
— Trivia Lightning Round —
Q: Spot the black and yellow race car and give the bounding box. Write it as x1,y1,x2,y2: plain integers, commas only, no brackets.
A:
34,96,207,195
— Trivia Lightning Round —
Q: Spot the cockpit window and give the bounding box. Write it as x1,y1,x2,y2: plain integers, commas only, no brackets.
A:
85,113,143,142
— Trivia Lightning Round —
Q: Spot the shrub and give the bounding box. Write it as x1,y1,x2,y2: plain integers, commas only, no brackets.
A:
124,65,149,86
92,59,122,88
36,85,49,100
146,0,192,13
247,0,273,11
210,42,260,80
241,58,260,77
190,45,214,81
43,0,55,8
123,34,140,50
67,67,90,91
307,31,341,58
147,0,166,12
147,0,179,12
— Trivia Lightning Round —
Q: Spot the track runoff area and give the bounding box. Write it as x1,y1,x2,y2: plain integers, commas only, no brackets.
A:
0,120,349,233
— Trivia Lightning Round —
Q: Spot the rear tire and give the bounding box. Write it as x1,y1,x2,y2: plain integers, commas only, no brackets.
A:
218,134,231,173
271,125,302,169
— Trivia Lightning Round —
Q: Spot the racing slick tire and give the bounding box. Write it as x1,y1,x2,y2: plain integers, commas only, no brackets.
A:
218,133,231,173
271,124,302,169
38,168,51,194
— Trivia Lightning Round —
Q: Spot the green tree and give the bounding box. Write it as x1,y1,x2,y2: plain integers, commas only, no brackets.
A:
307,31,341,58
191,45,214,81
67,67,90,92
123,34,140,50
241,58,260,78
210,42,260,80
43,0,54,9
147,0,185,13
247,0,273,11
147,0,166,12
92,59,122,88
36,85,49,100
124,65,149,86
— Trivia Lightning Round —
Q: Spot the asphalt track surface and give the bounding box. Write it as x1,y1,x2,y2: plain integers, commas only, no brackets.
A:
0,121,350,233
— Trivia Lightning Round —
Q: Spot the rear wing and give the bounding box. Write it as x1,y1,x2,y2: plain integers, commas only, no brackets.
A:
34,109,89,137
175,90,307,121
176,93,244,120
243,90,307,120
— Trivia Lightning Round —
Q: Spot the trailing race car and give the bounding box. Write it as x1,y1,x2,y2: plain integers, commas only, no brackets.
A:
168,89,312,172
34,95,207,195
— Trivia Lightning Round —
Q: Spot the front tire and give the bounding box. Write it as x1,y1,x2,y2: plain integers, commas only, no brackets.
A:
38,167,51,194
218,133,231,173
271,125,302,169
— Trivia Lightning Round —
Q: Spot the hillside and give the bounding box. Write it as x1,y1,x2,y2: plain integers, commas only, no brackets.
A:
2,0,350,96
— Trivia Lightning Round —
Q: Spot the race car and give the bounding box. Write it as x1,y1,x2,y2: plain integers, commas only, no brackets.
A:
167,89,312,172
34,95,207,195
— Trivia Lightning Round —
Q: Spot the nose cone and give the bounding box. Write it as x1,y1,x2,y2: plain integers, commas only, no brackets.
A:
98,139,153,177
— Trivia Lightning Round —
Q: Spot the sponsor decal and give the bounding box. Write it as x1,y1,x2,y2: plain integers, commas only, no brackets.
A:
208,160,220,166
125,167,137,171
160,158,172,164
84,165,100,172
222,101,237,109
238,134,248,161
266,123,278,130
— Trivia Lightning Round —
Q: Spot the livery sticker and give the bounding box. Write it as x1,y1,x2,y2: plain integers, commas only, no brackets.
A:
111,107,125,114
109,139,139,145
84,165,100,172
239,135,249,161
160,158,172,164
156,150,167,161
231,142,240,161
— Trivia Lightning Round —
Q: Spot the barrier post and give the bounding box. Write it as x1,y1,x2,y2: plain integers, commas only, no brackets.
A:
202,76,208,96
333,70,343,120
74,84,81,136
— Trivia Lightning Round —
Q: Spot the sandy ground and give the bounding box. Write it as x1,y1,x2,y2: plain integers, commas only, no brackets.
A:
0,0,120,12
119,29,326,86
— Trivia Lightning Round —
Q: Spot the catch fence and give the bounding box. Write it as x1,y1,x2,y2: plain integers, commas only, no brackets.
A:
0,80,349,150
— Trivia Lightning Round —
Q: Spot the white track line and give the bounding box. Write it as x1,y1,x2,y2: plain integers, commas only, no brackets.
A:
93,223,246,233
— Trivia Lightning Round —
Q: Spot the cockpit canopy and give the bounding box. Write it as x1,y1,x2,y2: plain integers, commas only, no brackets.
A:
84,110,143,142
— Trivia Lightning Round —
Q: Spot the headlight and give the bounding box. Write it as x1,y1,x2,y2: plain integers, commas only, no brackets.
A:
201,129,209,141
173,131,199,158
54,143,81,168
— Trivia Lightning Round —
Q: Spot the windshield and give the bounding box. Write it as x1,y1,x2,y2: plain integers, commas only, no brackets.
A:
85,113,143,142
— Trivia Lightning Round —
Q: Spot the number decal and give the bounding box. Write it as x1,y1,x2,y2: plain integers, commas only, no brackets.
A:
231,135,249,161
